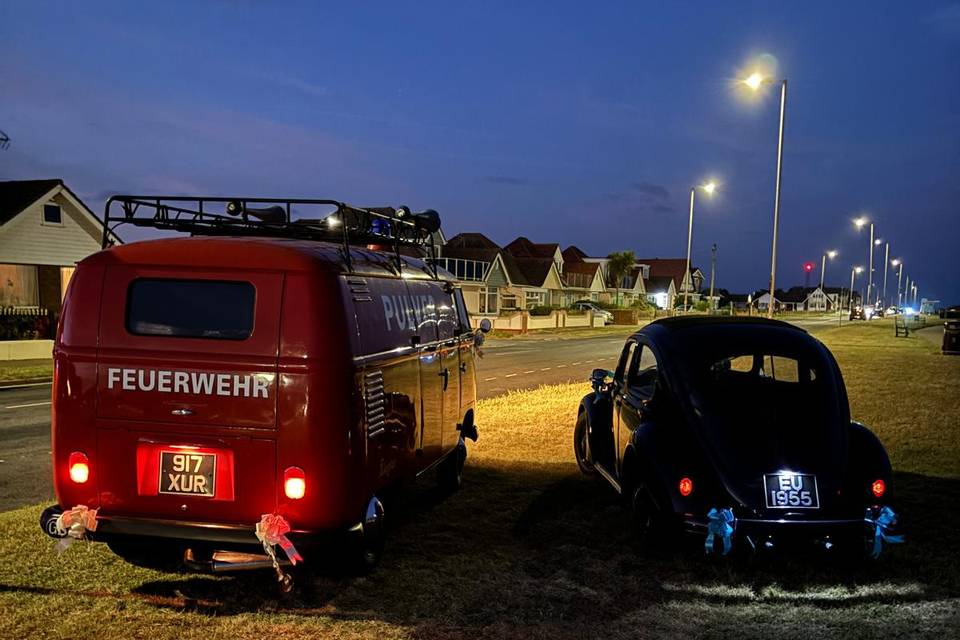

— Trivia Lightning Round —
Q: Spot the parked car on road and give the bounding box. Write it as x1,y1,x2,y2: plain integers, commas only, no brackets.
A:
573,317,901,557
40,195,489,588
572,300,614,324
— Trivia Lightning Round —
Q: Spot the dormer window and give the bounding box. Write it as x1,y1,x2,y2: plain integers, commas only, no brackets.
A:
43,204,62,225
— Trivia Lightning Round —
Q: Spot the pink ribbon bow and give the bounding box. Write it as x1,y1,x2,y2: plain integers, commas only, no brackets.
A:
55,505,98,553
255,513,303,565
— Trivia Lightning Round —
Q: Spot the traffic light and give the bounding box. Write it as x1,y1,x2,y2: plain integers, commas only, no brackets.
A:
804,262,815,273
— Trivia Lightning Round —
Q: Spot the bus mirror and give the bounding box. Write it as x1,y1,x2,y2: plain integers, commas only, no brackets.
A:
478,318,492,333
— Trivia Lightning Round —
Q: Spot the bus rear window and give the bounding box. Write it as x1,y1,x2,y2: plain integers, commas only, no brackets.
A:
126,279,254,340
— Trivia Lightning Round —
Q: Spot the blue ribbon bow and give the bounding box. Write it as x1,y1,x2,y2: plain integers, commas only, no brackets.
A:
705,507,736,555
866,506,904,558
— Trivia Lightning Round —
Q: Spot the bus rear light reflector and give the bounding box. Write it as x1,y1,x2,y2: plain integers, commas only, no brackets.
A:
284,467,306,500
68,452,89,484
679,477,694,497
871,479,886,498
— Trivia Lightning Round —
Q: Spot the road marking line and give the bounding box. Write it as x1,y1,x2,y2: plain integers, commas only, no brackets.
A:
4,401,51,409
523,370,535,374
505,373,518,378
556,364,567,368
0,381,52,390
483,377,498,381
571,361,582,365
540,367,551,371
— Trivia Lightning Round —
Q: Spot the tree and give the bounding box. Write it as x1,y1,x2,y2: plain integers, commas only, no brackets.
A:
606,251,636,307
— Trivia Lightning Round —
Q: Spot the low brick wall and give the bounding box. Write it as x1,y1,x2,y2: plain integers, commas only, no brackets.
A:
0,339,54,361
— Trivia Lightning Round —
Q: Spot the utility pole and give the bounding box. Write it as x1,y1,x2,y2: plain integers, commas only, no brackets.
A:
881,242,889,309
709,243,717,314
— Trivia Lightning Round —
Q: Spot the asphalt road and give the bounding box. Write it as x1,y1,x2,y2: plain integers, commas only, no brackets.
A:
0,382,53,512
0,314,851,512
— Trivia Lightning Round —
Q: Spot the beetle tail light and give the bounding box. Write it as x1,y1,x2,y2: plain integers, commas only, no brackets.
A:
871,479,886,499
284,467,306,500
679,477,694,497
68,451,89,484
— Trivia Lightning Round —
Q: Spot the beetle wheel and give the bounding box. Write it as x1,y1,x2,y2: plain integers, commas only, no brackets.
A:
574,411,595,475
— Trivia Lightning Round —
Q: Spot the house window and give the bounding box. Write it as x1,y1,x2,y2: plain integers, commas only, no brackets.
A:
479,287,499,314
501,294,518,310
525,290,546,307
0,264,40,307
43,204,62,225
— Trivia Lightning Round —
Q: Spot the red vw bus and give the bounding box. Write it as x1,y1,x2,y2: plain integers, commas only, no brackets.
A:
41,196,487,582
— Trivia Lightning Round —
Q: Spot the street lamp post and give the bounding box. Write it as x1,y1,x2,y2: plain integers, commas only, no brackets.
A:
867,225,875,304
682,181,716,312
881,242,889,309
820,250,837,309
892,259,903,309
709,243,718,314
742,71,788,319
849,266,863,313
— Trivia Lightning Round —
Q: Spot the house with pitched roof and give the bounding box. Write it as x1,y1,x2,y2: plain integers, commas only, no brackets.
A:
503,237,566,308
435,232,518,315
1,179,118,346
635,258,704,307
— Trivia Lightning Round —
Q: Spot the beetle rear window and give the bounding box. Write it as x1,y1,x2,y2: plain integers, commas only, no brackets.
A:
126,279,254,340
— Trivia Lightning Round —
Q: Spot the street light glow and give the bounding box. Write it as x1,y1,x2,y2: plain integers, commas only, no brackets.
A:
854,216,868,229
827,250,838,259
744,72,764,91
891,258,900,266
855,266,864,273
702,181,717,195
874,238,882,246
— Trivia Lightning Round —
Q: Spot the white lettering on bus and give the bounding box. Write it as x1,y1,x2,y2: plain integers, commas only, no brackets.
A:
106,367,271,399
381,294,437,333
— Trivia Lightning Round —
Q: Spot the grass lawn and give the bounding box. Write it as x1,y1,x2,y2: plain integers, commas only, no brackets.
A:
1,322,958,638
0,359,52,383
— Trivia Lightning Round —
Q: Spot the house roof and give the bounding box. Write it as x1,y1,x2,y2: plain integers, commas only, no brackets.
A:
635,257,699,290
562,245,588,263
563,260,602,288
644,275,675,292
442,232,503,262
511,257,556,287
0,179,63,225
504,236,561,259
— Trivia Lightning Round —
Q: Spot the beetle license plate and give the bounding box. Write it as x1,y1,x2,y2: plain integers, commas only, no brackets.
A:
764,473,819,509
159,451,216,497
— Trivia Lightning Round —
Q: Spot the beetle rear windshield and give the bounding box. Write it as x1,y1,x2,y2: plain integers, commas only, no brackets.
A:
126,279,254,340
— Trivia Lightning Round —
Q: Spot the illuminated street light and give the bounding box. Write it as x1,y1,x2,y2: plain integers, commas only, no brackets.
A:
891,258,903,309
740,61,788,319
854,217,876,305
881,241,890,308
850,266,863,313
820,249,838,291
683,181,718,311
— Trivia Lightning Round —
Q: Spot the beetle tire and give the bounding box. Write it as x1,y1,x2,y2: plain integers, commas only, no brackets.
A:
573,410,595,475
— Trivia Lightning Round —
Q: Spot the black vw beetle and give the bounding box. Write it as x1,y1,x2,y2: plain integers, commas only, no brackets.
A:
574,317,903,556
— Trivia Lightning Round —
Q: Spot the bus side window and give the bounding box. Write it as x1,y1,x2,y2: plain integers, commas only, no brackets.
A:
452,288,472,336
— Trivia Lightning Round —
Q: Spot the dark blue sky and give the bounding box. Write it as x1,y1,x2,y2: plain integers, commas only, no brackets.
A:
3,1,958,302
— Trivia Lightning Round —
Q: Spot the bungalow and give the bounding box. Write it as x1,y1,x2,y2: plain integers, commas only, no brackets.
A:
435,232,517,316
503,237,566,308
1,179,118,344
644,275,676,309
635,258,704,307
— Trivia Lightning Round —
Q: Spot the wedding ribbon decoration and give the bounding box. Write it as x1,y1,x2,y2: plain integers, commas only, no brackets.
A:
865,506,904,558
255,513,304,585
705,507,735,556
54,505,98,553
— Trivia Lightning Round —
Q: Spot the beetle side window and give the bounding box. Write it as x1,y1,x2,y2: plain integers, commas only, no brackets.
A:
615,342,637,383
627,345,658,399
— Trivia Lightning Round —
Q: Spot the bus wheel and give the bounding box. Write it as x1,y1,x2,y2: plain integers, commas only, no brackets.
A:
437,438,466,493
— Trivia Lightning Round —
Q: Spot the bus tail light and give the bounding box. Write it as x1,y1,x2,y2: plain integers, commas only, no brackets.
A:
284,467,306,500
68,452,89,484
871,479,886,499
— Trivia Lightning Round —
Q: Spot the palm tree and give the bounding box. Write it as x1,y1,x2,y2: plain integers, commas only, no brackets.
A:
606,251,636,307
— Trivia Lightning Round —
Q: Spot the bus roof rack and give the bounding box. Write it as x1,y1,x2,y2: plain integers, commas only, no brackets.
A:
102,195,443,275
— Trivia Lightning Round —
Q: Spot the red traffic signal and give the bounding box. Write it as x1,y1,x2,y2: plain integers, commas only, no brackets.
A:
803,262,815,273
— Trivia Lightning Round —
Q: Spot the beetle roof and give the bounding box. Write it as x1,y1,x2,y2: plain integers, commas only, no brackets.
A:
645,316,807,333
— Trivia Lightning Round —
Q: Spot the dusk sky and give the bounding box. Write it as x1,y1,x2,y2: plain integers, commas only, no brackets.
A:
2,1,958,302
